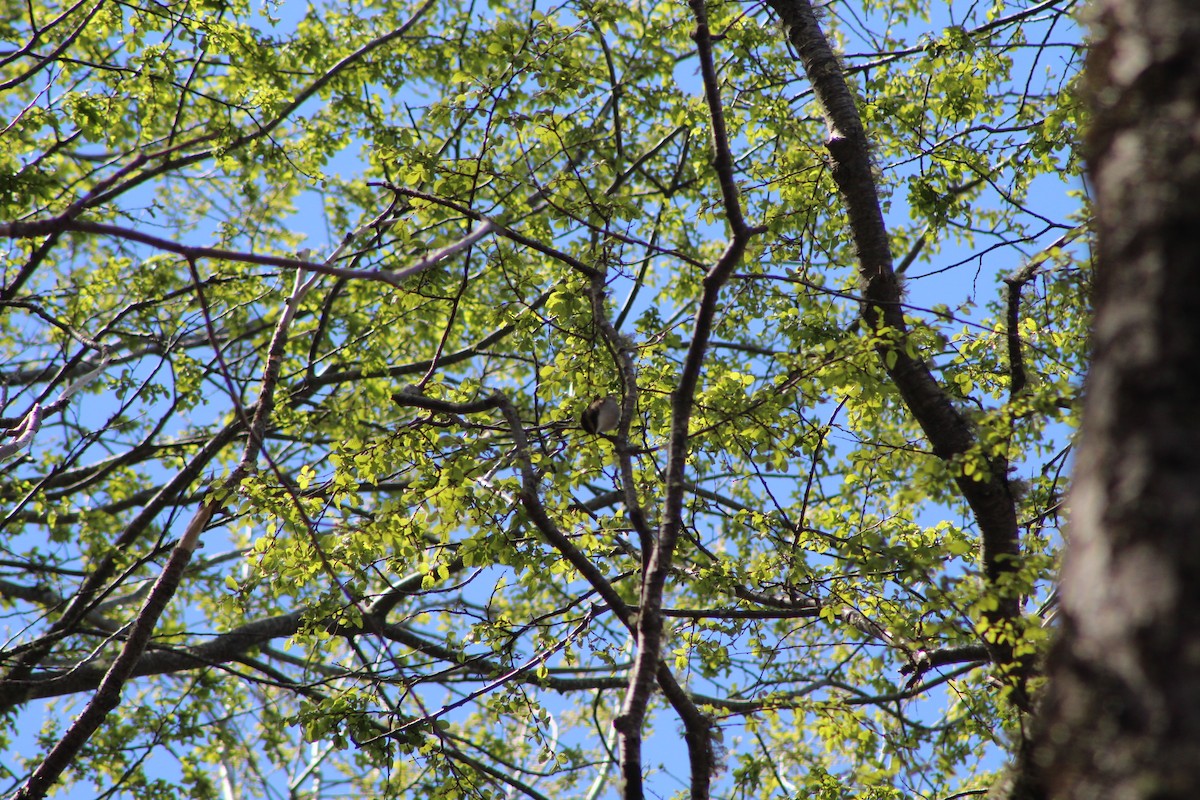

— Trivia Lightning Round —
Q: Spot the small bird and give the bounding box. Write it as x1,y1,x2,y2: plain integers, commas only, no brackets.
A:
580,396,619,434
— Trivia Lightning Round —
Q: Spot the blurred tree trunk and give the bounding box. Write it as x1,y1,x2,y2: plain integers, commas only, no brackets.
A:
1016,0,1200,797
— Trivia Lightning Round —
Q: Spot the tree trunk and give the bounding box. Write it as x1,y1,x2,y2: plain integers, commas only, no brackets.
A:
1022,0,1200,797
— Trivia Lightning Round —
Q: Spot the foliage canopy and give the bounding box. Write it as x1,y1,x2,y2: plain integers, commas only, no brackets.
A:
0,0,1087,797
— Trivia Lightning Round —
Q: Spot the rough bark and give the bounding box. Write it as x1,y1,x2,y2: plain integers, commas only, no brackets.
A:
1014,1,1200,797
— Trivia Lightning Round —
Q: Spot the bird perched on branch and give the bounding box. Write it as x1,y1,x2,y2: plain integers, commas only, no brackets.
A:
580,396,619,434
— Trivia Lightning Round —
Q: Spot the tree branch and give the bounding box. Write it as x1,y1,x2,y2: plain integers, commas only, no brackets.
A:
613,4,766,798
13,262,316,799
766,0,1030,708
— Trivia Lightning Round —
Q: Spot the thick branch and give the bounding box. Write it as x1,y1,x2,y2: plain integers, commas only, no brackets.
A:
766,0,1027,704
15,503,213,800
392,389,634,625
13,265,314,799
0,420,241,710
0,217,482,288
614,5,765,799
